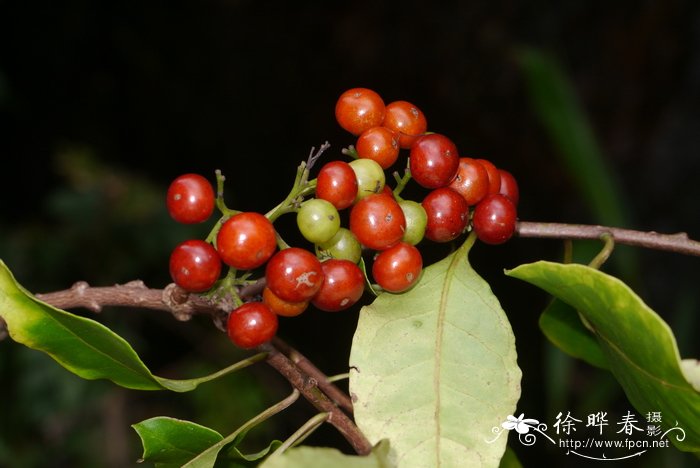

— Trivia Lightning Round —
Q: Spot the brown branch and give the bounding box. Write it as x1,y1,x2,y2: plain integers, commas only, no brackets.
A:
273,337,354,415
28,280,370,454
516,221,700,257
260,343,372,455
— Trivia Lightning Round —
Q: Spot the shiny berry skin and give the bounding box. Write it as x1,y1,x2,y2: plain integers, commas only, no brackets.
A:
349,158,386,201
317,227,362,263
227,302,278,349
335,88,385,136
296,198,340,244
422,187,469,243
349,193,406,250
312,259,365,312
217,212,277,270
398,200,427,245
262,287,308,317
265,248,324,302
448,157,489,206
383,100,428,149
316,161,358,210
475,159,501,195
372,242,423,293
356,126,400,169
472,194,517,245
409,134,460,189
169,240,222,292
166,174,215,224
498,169,519,206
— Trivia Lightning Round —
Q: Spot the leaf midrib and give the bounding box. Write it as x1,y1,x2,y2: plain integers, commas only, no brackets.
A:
432,244,464,467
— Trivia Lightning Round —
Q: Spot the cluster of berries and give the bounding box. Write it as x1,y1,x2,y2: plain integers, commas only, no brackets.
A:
334,87,519,246
165,87,519,350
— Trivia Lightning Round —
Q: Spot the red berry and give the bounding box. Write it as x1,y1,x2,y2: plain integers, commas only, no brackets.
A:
349,193,406,250
356,126,400,169
312,259,365,312
472,194,517,245
316,161,358,210
475,159,501,195
227,302,278,349
166,174,215,224
448,157,489,206
498,169,519,206
422,187,469,242
217,212,277,270
372,242,423,293
265,248,324,302
383,101,428,149
169,240,222,292
409,134,459,189
335,88,385,136
262,287,308,317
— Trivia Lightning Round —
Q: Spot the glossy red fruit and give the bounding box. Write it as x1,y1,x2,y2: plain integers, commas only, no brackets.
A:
316,161,358,210
217,212,277,270
265,248,324,302
166,174,215,224
262,287,308,317
498,169,519,206
383,101,428,149
475,159,501,195
409,134,460,189
227,302,278,349
356,126,400,169
422,187,469,242
473,194,517,245
312,259,365,312
349,193,406,250
448,157,490,206
372,242,423,293
169,240,222,292
335,88,385,136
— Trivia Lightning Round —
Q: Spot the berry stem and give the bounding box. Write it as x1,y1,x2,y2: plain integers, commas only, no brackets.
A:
341,145,359,159
268,412,330,459
588,233,615,269
392,167,412,199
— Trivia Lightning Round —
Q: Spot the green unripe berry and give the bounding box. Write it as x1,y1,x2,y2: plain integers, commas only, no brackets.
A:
399,200,428,245
297,198,341,244
317,227,362,263
349,158,385,202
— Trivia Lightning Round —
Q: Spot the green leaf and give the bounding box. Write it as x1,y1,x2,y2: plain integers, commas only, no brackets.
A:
349,234,521,467
260,440,393,468
539,299,608,369
0,260,263,391
497,446,522,468
508,261,700,451
132,417,223,468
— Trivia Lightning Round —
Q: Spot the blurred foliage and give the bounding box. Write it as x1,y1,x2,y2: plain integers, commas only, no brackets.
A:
1,1,699,466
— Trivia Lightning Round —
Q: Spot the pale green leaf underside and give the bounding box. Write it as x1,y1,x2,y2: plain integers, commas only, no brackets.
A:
508,261,700,451
349,234,521,467
260,440,392,468
0,259,255,392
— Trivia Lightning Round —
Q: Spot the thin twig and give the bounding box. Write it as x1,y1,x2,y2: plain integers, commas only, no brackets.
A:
515,221,700,257
259,343,372,455
273,337,355,415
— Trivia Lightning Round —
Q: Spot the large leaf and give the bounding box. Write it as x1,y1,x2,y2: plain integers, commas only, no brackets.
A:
260,440,392,468
132,417,224,468
349,234,521,467
508,261,700,451
0,260,263,391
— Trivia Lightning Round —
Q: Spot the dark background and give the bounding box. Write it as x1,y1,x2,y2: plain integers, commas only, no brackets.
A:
1,1,699,467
